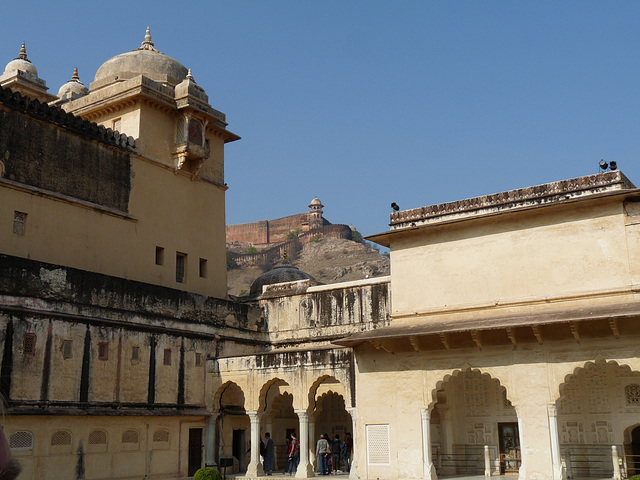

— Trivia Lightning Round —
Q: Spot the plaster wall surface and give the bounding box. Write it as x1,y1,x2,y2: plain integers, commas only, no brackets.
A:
4,415,204,480
1,85,229,298
352,337,640,480
390,198,637,321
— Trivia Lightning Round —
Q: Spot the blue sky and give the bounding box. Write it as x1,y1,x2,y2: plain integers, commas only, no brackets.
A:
2,1,639,236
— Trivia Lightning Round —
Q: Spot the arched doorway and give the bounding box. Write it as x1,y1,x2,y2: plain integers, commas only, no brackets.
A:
259,378,298,473
215,382,248,472
557,359,640,479
626,425,640,476
310,376,352,473
432,369,518,477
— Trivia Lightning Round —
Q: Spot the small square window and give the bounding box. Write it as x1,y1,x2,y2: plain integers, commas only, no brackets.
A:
23,333,36,355
62,340,73,359
176,253,186,283
155,247,164,266
112,118,121,132
98,342,109,361
199,258,207,278
131,346,140,362
163,348,172,366
13,212,27,235
195,353,202,367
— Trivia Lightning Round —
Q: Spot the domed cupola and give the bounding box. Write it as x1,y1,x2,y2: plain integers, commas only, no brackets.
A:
249,259,318,297
0,43,56,103
3,43,37,77
175,69,208,104
53,68,89,105
308,197,325,230
59,27,239,176
93,27,188,88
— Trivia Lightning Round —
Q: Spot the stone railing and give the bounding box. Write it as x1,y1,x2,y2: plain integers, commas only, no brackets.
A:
390,171,635,230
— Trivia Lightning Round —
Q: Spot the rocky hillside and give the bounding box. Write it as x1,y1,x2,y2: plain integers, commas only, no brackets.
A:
227,237,389,297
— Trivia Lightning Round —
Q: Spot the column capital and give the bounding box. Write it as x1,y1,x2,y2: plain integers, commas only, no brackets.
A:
547,404,558,417
248,410,263,421
295,409,310,418
346,407,356,417
421,406,432,420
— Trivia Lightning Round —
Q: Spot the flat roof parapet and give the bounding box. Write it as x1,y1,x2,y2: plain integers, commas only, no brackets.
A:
389,170,635,231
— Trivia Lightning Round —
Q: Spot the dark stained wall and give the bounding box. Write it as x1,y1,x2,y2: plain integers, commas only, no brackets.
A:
0,87,133,212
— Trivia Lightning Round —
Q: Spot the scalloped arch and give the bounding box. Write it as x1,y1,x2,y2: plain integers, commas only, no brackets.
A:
557,358,640,402
259,377,290,412
429,367,512,410
308,375,344,411
213,380,246,413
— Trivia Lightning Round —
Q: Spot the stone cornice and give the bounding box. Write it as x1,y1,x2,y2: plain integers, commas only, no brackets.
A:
388,171,635,231
65,75,240,143
65,77,175,118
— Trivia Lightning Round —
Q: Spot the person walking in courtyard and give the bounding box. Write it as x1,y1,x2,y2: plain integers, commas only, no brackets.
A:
316,433,330,475
263,432,274,475
289,431,300,475
285,434,292,475
331,434,341,472
343,432,353,473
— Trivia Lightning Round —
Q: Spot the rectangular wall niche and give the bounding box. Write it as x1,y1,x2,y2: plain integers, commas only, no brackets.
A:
366,424,390,465
13,211,27,235
176,253,187,283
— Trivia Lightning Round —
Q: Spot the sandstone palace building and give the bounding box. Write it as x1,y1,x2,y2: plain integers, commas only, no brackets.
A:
2,30,640,480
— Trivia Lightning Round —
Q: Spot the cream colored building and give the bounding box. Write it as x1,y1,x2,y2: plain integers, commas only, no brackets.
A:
2,30,239,299
2,28,640,480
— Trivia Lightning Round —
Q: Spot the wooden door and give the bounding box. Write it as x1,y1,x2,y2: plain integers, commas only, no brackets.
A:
188,428,203,476
498,423,520,474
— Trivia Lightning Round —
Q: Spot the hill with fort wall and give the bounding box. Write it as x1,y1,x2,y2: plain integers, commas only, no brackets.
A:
226,198,354,266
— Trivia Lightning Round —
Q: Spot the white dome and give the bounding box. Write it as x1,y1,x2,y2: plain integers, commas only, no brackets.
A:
57,68,88,100
94,28,187,86
3,43,37,77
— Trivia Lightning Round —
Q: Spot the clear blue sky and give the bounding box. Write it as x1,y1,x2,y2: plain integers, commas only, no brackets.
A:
2,1,639,236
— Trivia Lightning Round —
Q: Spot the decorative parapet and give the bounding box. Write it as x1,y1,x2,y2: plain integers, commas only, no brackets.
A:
389,171,636,230
258,275,391,344
260,278,321,298
0,86,136,150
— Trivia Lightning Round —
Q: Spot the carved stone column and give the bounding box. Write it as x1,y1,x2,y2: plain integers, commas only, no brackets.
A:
295,409,315,478
246,411,264,477
547,404,564,480
517,415,526,480
612,445,622,480
205,413,219,466
347,407,358,480
484,445,491,478
421,408,438,480
436,405,451,474
309,415,316,470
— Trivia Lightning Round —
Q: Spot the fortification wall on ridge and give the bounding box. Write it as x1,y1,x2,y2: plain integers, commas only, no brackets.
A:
228,224,353,267
227,212,311,245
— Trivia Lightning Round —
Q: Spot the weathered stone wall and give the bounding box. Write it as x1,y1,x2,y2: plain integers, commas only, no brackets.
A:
260,276,391,345
0,87,133,211
0,254,266,410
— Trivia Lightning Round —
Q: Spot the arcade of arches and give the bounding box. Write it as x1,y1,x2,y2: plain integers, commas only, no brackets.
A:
203,347,640,480
210,372,354,478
